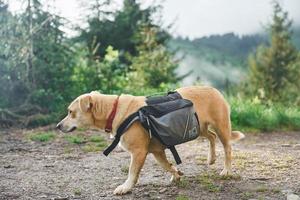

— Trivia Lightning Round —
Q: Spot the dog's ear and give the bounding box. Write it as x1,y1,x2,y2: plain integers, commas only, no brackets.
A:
79,95,93,112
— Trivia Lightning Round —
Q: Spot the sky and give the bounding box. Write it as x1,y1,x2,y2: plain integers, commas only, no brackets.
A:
162,0,300,38
8,0,300,39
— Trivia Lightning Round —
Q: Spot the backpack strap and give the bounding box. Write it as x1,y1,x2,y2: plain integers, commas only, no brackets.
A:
103,112,139,156
169,146,182,165
103,108,183,165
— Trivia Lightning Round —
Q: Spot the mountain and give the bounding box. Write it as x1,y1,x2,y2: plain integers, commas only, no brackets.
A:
171,28,300,90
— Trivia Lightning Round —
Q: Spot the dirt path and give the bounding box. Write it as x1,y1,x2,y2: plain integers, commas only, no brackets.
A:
0,127,300,200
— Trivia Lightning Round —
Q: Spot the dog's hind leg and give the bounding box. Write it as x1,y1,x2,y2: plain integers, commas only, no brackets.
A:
152,150,183,182
201,123,217,165
114,150,147,195
214,121,233,176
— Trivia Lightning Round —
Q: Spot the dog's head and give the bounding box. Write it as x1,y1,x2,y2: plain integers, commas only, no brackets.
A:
56,93,97,133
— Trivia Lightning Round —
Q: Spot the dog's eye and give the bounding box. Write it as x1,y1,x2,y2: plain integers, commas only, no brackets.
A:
68,110,72,114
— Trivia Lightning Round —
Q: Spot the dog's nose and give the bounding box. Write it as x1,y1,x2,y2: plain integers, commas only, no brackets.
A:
56,123,62,130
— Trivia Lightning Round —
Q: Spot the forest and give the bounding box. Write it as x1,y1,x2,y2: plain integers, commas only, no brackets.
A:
1,1,300,200
0,0,300,131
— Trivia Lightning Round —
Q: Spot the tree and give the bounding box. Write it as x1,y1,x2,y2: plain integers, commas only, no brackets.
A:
77,0,169,62
247,1,300,103
72,45,128,94
19,0,76,112
128,25,182,89
0,0,29,107
0,0,77,112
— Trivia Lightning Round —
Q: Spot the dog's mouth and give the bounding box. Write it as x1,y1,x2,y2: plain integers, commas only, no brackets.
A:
60,126,77,133
67,126,77,132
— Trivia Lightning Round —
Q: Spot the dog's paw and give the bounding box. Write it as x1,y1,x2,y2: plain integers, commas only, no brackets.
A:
113,184,132,195
207,156,216,165
220,168,232,176
170,171,182,183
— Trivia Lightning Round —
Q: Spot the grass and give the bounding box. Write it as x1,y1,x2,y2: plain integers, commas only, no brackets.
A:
176,177,189,188
63,146,72,154
81,144,99,152
229,97,300,132
30,132,108,153
82,135,107,153
121,165,129,174
197,174,221,192
73,188,82,196
64,134,85,144
28,131,56,142
196,172,240,193
82,143,106,152
89,135,105,143
175,195,189,200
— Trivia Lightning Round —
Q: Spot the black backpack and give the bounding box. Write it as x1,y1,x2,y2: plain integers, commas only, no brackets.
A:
103,92,200,164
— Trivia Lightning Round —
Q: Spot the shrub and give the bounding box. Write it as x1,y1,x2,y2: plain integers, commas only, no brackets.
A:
229,97,300,132
29,132,56,142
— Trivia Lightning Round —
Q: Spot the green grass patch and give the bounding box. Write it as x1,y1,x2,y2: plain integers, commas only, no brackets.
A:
175,195,189,200
28,131,56,142
76,127,88,132
197,173,221,192
64,134,85,144
176,177,189,188
63,134,107,153
229,97,300,132
89,135,105,143
82,144,105,152
73,188,82,196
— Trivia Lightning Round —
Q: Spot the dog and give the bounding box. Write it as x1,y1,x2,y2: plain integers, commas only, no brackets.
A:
56,86,245,195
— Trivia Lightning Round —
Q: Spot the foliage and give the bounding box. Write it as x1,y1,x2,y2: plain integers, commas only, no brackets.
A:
170,33,267,67
72,45,128,94
25,113,56,128
89,135,105,143
0,1,28,107
247,1,300,104
65,134,85,144
28,131,56,142
0,0,76,113
229,96,300,132
0,0,179,128
77,0,169,62
197,173,220,192
127,25,182,90
175,195,190,200
82,143,106,152
1,0,299,133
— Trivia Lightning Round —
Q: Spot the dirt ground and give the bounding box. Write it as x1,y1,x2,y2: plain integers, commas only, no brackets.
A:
0,127,300,200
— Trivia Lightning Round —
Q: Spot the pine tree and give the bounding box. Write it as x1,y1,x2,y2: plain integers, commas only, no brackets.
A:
0,1,29,107
128,25,180,89
78,0,169,62
0,0,77,111
248,1,300,103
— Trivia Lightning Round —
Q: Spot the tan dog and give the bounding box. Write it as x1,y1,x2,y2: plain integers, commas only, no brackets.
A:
57,86,244,195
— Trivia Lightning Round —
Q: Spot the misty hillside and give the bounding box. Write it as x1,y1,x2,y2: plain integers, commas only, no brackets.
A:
172,27,300,89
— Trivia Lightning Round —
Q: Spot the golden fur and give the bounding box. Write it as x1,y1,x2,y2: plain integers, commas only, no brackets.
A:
57,86,245,195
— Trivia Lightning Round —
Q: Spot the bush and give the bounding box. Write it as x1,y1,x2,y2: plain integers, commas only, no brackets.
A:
25,114,57,128
229,97,300,132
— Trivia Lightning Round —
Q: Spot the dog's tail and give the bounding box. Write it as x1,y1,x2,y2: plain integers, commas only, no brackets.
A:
230,131,245,143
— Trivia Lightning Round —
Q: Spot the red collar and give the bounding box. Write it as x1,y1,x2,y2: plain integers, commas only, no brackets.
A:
105,96,120,133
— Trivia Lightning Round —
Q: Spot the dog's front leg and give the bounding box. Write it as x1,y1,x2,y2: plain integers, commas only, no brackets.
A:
114,151,147,195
